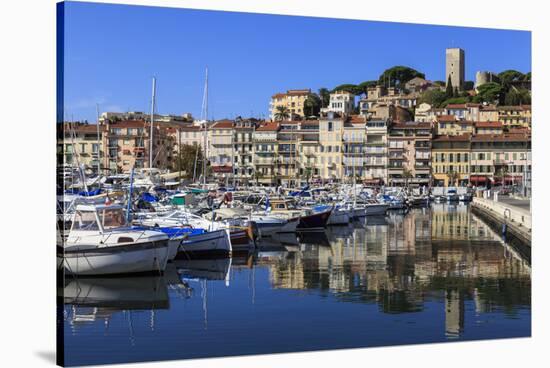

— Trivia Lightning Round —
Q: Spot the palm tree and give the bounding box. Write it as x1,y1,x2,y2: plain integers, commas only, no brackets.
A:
446,170,459,186
274,105,290,121
403,169,413,189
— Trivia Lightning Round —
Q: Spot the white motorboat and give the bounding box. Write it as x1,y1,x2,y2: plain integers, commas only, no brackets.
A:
364,200,389,216
251,214,299,236
133,209,232,258
61,203,170,275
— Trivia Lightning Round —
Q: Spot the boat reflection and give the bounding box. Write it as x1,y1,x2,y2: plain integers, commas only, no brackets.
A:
174,258,232,281
62,275,170,310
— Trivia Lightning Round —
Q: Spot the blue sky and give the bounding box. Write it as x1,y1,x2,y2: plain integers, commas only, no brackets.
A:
62,1,531,123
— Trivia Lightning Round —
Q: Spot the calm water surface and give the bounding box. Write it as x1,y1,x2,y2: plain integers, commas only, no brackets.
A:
61,204,531,366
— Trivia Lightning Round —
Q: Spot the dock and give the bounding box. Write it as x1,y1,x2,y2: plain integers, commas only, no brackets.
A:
471,195,531,247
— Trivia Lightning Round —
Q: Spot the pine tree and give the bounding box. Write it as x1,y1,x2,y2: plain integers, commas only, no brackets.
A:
445,75,454,99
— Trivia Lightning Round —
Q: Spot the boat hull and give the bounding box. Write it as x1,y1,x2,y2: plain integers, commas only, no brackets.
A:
365,204,389,216
327,209,350,225
175,229,232,259
296,210,332,231
62,239,169,276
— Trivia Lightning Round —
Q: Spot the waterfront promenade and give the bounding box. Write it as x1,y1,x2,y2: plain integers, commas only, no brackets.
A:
471,194,531,247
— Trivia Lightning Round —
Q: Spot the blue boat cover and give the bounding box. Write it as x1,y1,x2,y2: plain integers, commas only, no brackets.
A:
133,226,206,238
141,192,158,202
78,188,102,196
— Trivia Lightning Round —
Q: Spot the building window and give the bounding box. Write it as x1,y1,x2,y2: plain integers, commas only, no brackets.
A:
328,122,333,132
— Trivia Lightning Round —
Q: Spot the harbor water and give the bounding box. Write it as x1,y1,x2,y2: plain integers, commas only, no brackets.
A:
61,203,531,366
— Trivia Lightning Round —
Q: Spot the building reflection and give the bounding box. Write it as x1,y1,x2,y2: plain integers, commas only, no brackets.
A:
261,205,531,338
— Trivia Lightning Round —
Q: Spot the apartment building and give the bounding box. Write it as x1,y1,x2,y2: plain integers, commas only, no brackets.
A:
298,120,321,183
102,120,176,173
474,121,503,135
253,122,279,185
364,118,388,184
269,89,311,120
470,133,531,187
431,134,471,187
233,118,257,184
342,115,367,179
435,115,474,136
321,90,355,115
58,123,104,171
318,112,345,182
276,121,301,185
497,105,531,129
478,105,499,122
387,122,432,187
208,120,234,179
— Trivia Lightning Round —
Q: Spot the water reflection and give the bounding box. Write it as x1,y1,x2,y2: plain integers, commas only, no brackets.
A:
257,204,530,336
62,204,531,366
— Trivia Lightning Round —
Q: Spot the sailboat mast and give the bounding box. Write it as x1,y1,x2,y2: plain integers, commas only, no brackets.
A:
149,77,156,170
202,68,208,189
96,104,101,176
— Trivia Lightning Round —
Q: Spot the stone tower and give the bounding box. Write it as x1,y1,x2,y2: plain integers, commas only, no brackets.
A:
446,48,465,90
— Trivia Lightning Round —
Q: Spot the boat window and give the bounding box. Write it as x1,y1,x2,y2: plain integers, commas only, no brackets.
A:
72,211,99,231
101,209,127,229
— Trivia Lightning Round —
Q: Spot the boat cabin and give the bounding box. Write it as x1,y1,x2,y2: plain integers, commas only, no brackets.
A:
71,204,127,233
268,198,299,211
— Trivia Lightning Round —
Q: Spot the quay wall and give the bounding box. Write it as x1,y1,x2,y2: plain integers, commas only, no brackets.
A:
471,197,531,247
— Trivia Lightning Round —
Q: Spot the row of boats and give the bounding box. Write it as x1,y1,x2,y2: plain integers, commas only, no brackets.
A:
57,181,474,277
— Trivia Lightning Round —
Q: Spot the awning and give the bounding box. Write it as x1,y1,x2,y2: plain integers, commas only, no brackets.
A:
212,165,233,173
469,175,489,183
363,178,382,184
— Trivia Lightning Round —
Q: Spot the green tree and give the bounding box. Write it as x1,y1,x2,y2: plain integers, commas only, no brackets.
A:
357,80,378,95
274,105,290,121
419,89,447,107
331,83,361,95
442,97,470,106
318,88,330,108
498,70,525,90
303,93,321,117
445,75,454,99
378,66,425,89
504,88,531,105
463,81,475,90
474,82,504,104
174,143,205,179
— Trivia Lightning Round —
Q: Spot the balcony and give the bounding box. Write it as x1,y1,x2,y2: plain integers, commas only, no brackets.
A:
364,159,386,166
343,137,364,143
365,147,386,155
365,141,385,146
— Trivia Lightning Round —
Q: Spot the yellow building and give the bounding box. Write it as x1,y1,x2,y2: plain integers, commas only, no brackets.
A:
497,105,531,129
436,115,474,136
58,123,104,172
431,134,471,186
269,89,310,120
318,112,344,182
